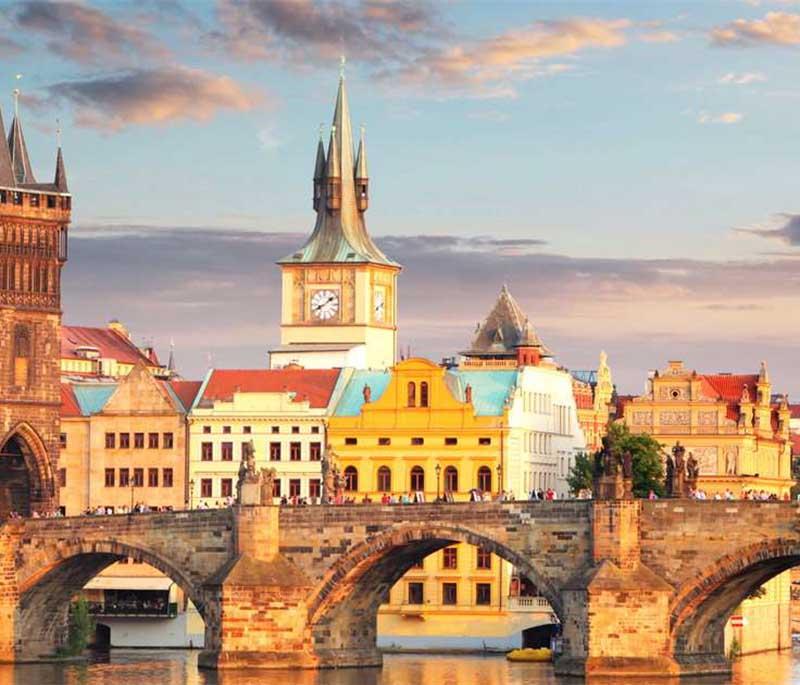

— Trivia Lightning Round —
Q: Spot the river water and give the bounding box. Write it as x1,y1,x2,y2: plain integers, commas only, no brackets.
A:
3,649,799,685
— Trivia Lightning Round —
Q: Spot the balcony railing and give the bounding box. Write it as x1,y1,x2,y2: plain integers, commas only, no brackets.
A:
88,601,178,618
507,596,552,612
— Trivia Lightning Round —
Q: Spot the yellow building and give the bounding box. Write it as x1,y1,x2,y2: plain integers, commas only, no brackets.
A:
622,359,793,656
569,351,615,453
328,358,556,650
271,71,400,371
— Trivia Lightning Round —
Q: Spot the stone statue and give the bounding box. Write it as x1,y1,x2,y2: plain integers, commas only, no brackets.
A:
333,465,344,495
258,467,277,504
322,445,336,502
602,439,618,477
672,441,686,497
593,449,604,479
664,452,675,497
725,448,737,476
686,452,700,481
236,440,258,503
622,450,633,480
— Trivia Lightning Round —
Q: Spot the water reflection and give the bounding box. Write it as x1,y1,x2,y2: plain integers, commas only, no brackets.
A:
3,649,800,685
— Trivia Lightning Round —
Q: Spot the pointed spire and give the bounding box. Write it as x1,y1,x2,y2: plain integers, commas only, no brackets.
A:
355,124,368,179
0,105,13,187
759,360,769,384
314,125,326,180
8,81,36,185
54,147,68,192
167,338,176,373
325,124,340,179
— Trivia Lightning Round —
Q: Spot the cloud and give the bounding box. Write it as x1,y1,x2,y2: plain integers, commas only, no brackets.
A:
213,0,442,63
711,12,800,46
697,111,743,124
45,67,264,131
257,122,285,150
736,213,800,245
0,35,23,56
12,0,167,64
379,18,631,98
718,71,767,84
63,226,800,395
640,30,680,43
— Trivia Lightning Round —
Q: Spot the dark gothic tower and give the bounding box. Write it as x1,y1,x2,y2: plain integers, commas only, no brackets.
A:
0,95,70,517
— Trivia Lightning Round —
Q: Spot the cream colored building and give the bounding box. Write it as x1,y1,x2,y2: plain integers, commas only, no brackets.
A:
188,368,348,506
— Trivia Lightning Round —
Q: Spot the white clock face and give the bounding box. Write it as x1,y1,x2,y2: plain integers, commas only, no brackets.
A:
311,289,339,320
374,290,385,322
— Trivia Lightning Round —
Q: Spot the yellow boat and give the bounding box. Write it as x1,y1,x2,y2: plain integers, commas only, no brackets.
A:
505,647,552,662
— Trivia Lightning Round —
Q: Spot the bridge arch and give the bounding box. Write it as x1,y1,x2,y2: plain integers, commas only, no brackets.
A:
15,537,207,659
0,422,53,517
670,538,800,659
306,521,562,665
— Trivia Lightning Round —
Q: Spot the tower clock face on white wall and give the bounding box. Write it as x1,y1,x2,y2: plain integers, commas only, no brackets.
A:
311,289,340,320
374,289,385,322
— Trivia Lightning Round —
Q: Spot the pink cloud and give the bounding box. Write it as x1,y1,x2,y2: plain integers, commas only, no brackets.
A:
711,11,800,46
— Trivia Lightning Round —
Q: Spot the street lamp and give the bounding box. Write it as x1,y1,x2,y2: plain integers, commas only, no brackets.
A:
189,479,195,510
435,463,442,502
130,482,135,512
496,463,503,499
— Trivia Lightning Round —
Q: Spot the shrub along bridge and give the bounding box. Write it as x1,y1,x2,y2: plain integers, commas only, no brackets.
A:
0,500,795,677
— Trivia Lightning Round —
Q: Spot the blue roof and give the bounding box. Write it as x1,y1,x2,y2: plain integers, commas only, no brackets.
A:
446,370,518,416
571,370,597,386
72,384,117,416
334,370,392,416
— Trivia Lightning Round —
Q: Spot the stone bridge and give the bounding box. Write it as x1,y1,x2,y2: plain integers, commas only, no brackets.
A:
0,500,798,678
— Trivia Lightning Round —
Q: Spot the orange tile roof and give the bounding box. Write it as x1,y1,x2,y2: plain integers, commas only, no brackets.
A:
61,325,156,368
790,404,800,420
700,374,759,403
60,383,82,417
200,369,342,409
169,380,202,412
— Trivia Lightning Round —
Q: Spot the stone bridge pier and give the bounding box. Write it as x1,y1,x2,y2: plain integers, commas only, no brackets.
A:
1,500,797,677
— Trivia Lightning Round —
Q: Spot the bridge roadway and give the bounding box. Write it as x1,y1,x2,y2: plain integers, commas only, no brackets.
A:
0,499,798,678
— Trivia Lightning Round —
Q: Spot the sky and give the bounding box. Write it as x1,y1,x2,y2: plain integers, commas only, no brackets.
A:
2,0,800,394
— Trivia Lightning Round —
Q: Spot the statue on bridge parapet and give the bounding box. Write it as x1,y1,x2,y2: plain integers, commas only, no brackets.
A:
258,467,277,505
686,451,700,494
664,450,675,497
322,445,341,503
237,440,270,506
592,436,633,500
672,441,686,498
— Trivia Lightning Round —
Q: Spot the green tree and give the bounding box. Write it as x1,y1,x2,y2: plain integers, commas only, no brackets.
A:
59,595,95,657
567,423,665,498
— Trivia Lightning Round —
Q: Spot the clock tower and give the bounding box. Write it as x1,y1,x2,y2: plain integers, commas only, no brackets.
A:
271,69,401,370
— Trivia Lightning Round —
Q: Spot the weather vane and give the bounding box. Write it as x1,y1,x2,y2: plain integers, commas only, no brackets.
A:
12,74,22,117
56,117,62,147
319,122,325,140
339,55,346,79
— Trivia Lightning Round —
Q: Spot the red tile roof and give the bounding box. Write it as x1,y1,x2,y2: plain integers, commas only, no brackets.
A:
572,381,594,409
790,404,800,420
791,433,800,456
200,369,342,408
700,374,759,403
169,380,202,412
60,383,82,417
61,325,156,368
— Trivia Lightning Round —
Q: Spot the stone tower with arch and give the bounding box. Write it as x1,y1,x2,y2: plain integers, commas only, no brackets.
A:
0,95,70,517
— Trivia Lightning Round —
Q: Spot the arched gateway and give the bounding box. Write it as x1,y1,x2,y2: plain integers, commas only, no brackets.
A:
1,500,799,678
0,424,55,518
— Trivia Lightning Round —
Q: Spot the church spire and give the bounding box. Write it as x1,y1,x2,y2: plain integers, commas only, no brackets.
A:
0,104,14,187
54,146,68,193
312,125,325,210
8,85,36,185
355,124,368,211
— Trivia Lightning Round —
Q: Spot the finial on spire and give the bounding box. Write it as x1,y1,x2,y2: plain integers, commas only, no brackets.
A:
56,118,62,148
12,74,22,117
339,55,347,80
318,123,325,141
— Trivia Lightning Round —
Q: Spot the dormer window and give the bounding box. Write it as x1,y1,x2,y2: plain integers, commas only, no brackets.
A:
407,381,416,407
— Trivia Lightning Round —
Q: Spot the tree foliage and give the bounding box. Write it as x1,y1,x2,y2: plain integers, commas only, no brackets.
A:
567,423,665,498
59,595,95,657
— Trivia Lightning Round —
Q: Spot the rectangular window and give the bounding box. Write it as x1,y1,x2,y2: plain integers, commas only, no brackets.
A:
163,432,174,449
58,468,67,487
201,442,213,461
477,549,492,570
442,582,458,605
203,426,211,434
345,437,357,446
223,425,231,434
271,426,280,434
378,437,391,446
445,437,458,446
309,479,321,499
133,468,144,487
272,479,281,498
476,583,492,606
290,442,301,461
411,437,424,446
309,442,322,461
221,442,233,461
270,442,281,461
148,432,159,449
408,582,424,605
162,468,173,488
442,547,458,569
119,468,130,487
311,426,320,434
289,479,301,497
120,432,130,449
59,433,67,449
104,468,115,487
221,478,233,497
291,425,300,434
201,478,212,498
243,426,252,434
148,468,158,487
105,432,116,449
134,433,144,449
479,437,491,446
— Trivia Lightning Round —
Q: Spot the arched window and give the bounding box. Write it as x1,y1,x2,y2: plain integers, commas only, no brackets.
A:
477,466,492,493
344,466,358,492
13,325,30,387
377,466,392,492
444,466,458,493
410,466,425,492
420,381,429,408
407,382,416,407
